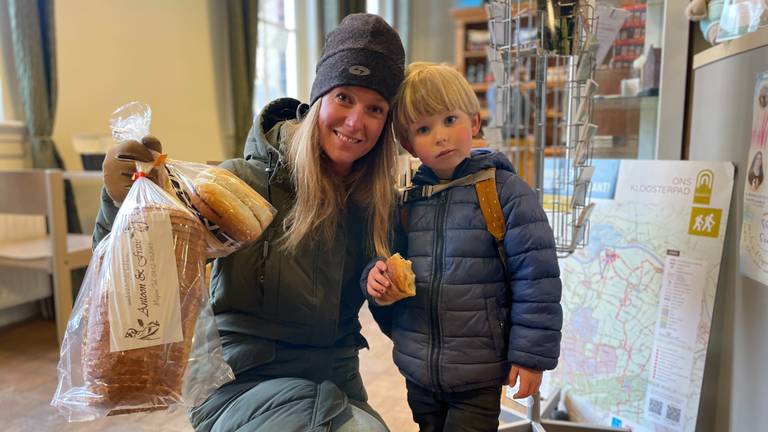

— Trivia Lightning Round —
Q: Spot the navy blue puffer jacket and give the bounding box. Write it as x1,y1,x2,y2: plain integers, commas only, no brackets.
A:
364,150,562,393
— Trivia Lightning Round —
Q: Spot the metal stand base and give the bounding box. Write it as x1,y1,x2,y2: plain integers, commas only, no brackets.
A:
498,390,630,432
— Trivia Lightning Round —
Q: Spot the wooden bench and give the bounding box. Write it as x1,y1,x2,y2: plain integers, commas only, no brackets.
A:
0,169,92,344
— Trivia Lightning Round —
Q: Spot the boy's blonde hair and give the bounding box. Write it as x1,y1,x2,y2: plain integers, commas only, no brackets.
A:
393,62,481,145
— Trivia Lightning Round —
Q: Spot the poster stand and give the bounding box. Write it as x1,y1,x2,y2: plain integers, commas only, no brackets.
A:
498,390,629,432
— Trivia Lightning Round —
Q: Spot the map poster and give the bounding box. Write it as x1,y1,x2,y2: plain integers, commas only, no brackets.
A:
543,160,734,432
740,71,768,284
644,253,705,429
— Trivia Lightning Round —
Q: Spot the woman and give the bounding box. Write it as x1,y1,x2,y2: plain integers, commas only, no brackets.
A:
95,14,404,431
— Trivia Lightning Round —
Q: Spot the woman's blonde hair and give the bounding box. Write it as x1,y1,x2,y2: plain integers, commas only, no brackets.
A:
280,100,397,257
393,62,481,144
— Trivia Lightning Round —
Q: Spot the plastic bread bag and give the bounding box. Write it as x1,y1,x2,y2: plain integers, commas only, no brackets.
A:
51,161,235,421
163,158,277,258
51,104,234,421
108,101,277,257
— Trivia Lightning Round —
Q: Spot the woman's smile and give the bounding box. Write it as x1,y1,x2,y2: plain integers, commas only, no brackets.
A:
333,129,363,145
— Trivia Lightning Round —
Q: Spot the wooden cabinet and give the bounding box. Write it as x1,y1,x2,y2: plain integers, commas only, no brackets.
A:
450,7,491,123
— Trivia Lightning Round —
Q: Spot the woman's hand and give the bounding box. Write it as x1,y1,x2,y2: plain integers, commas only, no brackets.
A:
367,260,395,306
505,365,543,399
102,136,163,204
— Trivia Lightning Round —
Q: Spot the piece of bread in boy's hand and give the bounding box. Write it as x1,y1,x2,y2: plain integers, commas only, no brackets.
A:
384,253,416,301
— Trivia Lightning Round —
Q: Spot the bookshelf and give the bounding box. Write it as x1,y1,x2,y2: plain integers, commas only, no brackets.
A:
450,7,491,124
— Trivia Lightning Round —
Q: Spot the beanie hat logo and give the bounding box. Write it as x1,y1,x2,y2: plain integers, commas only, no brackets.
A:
348,65,371,76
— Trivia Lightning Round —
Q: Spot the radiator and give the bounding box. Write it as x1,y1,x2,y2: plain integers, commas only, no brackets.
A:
0,121,50,326
0,214,50,307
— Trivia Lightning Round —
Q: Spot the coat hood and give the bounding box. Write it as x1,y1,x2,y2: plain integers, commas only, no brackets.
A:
411,149,517,186
243,98,308,165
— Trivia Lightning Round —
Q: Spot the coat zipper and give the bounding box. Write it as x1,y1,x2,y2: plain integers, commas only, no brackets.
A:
429,191,448,391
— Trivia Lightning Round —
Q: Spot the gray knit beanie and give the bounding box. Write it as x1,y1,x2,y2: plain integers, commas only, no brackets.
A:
310,13,405,106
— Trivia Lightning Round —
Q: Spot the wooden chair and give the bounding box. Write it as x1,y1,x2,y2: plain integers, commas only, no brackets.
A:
0,169,92,344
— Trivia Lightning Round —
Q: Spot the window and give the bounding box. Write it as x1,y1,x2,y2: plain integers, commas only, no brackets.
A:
367,0,381,15
254,0,297,111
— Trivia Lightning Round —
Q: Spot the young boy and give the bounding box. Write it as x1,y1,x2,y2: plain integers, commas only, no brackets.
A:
363,62,563,431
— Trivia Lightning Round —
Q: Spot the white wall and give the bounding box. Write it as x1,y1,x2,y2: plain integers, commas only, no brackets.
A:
689,44,768,432
54,0,232,169
408,0,454,63
45,0,460,171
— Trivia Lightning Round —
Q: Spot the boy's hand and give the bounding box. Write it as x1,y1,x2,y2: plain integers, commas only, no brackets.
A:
367,260,395,306
505,365,543,399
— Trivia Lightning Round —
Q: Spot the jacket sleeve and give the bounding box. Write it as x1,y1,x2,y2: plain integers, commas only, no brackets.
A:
359,201,409,303
360,257,385,304
359,202,409,338
361,257,393,338
391,202,409,256
218,158,267,196
92,187,119,249
501,175,563,371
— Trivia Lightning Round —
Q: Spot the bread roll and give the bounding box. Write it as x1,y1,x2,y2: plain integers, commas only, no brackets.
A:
81,206,207,415
385,253,416,301
204,166,274,227
194,180,263,243
190,167,274,244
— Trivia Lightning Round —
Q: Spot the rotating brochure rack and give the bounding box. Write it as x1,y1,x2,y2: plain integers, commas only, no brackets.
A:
488,5,628,431
485,0,599,257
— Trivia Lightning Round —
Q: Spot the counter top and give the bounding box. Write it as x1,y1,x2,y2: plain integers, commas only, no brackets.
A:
693,26,768,70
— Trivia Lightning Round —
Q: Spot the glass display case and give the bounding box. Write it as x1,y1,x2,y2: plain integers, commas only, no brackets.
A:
589,0,678,160
477,0,688,161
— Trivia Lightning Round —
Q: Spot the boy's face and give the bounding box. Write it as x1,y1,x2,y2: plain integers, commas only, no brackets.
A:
405,110,481,179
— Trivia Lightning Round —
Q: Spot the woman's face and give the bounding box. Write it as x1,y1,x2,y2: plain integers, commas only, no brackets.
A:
318,86,389,177
755,153,763,171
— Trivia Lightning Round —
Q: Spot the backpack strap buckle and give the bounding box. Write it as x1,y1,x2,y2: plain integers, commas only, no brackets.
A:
401,185,434,204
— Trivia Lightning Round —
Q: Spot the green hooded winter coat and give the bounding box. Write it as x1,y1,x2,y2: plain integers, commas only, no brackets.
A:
93,97,390,431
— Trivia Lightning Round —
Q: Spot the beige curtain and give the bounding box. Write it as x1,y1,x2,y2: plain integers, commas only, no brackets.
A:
322,0,366,36
7,0,81,233
226,0,259,158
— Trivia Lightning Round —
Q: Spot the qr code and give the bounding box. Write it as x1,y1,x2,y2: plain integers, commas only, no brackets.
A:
648,398,663,415
666,404,682,423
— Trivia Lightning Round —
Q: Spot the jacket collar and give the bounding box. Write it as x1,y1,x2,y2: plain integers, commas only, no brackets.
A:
411,149,516,186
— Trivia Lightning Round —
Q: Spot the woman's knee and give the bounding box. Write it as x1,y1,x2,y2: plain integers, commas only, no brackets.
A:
331,405,389,432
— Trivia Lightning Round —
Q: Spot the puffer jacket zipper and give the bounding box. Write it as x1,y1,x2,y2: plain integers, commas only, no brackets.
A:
429,191,449,391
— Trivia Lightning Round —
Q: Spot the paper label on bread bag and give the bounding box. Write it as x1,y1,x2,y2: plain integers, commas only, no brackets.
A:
108,212,183,352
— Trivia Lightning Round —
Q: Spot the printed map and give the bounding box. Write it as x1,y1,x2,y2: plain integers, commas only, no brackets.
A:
541,160,734,432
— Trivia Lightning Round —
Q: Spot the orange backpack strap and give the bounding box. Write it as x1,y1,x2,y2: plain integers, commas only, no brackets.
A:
474,168,508,270
399,167,505,267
